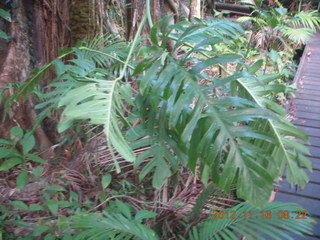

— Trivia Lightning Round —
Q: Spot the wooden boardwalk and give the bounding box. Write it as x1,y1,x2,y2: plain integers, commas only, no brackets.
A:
274,34,320,239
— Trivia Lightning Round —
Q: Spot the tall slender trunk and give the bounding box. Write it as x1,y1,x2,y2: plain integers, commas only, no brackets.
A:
70,0,104,44
189,0,201,19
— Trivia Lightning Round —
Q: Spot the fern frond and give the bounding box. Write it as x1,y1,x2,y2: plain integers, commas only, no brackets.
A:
190,183,226,220
4,48,74,117
291,10,320,30
280,27,314,44
133,53,280,206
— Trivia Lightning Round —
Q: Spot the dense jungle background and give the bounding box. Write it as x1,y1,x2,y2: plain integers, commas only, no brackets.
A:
1,0,320,239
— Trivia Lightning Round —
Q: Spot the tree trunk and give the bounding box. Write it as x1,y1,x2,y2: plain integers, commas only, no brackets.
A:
189,0,201,19
70,0,104,44
0,0,52,149
0,0,104,148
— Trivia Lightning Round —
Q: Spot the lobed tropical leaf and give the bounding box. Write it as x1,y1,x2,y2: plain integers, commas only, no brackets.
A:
233,73,311,190
127,17,312,207
58,79,135,168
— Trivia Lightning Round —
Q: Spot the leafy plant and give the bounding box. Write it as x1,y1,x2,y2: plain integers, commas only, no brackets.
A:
0,126,47,189
1,3,317,238
237,6,320,49
4,34,139,172
5,14,312,207
127,16,311,207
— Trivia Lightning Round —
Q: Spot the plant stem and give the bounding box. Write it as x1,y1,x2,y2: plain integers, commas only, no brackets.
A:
117,15,147,81
298,0,302,12
79,47,134,69
146,0,153,28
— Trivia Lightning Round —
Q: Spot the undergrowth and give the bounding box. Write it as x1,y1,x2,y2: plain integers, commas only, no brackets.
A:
1,2,319,239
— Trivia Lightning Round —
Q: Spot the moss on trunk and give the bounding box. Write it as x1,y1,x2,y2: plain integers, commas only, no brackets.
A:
70,0,103,44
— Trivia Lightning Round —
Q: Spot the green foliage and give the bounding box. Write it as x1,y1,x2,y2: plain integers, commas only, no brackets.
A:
0,126,46,188
63,200,159,240
58,78,135,167
102,173,112,189
126,17,311,207
4,35,138,171
0,8,10,21
187,201,315,240
6,16,312,207
238,7,320,47
2,9,315,239
0,180,83,239
189,183,226,220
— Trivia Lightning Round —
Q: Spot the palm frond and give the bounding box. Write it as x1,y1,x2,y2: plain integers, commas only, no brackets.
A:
4,47,74,117
188,201,315,240
66,201,159,240
190,183,227,220
291,10,320,30
280,27,314,44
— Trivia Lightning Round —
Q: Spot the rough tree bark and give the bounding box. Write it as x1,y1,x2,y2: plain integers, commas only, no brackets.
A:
0,0,52,150
0,0,103,149
70,0,104,44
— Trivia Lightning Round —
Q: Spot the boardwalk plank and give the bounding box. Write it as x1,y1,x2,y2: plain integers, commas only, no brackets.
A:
297,111,320,120
307,170,320,184
298,80,320,86
296,126,320,138
296,94,320,101
275,193,319,216
294,105,320,114
278,181,320,199
293,119,320,129
308,156,320,170
298,88,320,95
299,85,320,91
309,137,320,148
301,69,320,74
308,146,320,156
275,34,320,239
295,99,320,107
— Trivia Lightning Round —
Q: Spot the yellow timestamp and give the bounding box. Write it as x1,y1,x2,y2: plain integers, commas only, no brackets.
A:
211,210,308,220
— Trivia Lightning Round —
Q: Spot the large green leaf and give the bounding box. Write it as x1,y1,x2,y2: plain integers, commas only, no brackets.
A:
134,53,278,206
130,16,311,208
233,74,311,189
58,79,135,168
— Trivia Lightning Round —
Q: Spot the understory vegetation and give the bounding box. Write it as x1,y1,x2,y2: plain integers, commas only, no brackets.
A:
1,0,320,239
